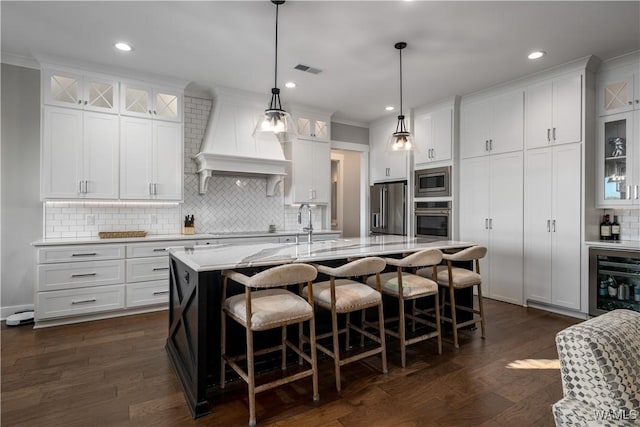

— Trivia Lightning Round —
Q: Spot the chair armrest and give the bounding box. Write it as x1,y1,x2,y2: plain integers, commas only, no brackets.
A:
222,269,251,287
553,397,638,426
311,263,336,276
382,258,403,267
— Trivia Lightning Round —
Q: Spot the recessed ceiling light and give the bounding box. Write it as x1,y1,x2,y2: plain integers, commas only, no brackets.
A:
385,106,395,111
115,42,133,52
285,82,296,88
528,50,546,60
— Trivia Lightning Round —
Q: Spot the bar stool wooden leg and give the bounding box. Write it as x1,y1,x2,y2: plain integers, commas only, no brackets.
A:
247,328,256,427
449,285,459,349
477,284,486,339
220,309,227,388
411,300,417,333
309,312,319,401
345,312,351,351
360,309,366,347
281,326,287,370
434,292,442,355
399,296,407,368
331,303,341,392
378,301,388,374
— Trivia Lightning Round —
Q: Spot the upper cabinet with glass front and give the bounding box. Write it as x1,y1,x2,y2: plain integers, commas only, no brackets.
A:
598,62,640,116
43,68,119,114
292,108,331,141
120,82,182,122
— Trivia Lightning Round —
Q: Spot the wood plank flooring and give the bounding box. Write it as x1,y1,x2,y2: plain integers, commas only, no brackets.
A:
1,299,580,426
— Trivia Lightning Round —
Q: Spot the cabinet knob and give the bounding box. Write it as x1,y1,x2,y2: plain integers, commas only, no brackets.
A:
629,101,633,105
636,99,639,104
153,110,157,115
148,110,153,114
78,100,82,104
84,100,88,105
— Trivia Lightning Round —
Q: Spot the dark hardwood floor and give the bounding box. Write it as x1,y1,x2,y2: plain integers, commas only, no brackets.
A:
1,299,580,426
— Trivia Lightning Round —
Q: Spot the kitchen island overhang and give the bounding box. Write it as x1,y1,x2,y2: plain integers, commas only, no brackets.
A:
165,235,476,418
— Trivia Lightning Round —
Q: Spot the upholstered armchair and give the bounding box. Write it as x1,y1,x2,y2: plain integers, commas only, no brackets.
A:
553,309,640,426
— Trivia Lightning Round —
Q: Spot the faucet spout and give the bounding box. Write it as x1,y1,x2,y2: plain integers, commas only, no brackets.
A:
297,203,313,243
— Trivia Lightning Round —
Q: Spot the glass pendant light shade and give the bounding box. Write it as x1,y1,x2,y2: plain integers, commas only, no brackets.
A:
386,41,414,152
253,0,296,140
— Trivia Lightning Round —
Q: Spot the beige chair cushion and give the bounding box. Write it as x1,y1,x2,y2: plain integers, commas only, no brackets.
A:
417,265,481,288
367,272,438,297
302,279,381,313
223,289,313,331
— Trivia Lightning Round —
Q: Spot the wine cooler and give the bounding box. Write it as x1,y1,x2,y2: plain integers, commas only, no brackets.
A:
589,247,640,316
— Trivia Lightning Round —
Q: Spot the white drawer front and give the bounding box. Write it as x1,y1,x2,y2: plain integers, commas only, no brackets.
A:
197,239,219,246
126,280,169,307
38,245,125,264
38,260,125,291
126,257,170,283
36,285,125,320
279,236,298,243
126,241,185,258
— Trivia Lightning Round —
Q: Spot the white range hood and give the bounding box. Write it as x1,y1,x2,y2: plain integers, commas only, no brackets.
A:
195,87,291,196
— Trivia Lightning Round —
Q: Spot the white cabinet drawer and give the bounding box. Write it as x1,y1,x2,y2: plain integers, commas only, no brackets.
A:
126,280,169,307
197,239,219,246
38,244,125,264
126,241,184,258
36,284,125,320
38,260,125,291
126,257,169,283
279,236,298,243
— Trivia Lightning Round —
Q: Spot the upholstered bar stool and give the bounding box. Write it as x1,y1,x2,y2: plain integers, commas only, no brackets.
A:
301,257,387,393
220,264,319,427
416,246,487,348
366,249,443,368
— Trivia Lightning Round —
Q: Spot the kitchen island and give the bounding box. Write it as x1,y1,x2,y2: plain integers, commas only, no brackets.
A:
166,235,476,418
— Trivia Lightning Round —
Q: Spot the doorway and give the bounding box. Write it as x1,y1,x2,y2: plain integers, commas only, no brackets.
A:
330,149,361,237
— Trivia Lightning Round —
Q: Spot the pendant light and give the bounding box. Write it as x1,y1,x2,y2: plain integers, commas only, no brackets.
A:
253,0,295,139
388,42,414,151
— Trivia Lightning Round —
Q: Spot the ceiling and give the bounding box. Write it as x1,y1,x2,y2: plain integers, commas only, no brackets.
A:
2,1,639,125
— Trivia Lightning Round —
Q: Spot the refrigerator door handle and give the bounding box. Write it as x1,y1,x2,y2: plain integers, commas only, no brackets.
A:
381,187,387,229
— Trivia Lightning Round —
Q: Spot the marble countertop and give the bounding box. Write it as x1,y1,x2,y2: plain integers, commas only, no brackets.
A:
584,240,640,251
168,235,476,272
32,230,340,246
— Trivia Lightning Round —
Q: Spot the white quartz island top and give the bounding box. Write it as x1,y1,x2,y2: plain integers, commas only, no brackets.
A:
168,235,476,272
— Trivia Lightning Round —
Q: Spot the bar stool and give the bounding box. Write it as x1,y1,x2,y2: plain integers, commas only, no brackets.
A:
416,246,487,348
366,249,443,368
301,257,387,393
221,263,319,427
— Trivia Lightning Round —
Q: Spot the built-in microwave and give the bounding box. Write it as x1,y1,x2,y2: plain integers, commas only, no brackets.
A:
415,201,451,240
414,166,451,198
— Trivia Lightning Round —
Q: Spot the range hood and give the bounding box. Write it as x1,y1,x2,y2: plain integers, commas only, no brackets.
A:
194,87,291,196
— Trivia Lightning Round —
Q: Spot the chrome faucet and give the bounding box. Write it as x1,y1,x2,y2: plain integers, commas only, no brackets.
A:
297,203,313,243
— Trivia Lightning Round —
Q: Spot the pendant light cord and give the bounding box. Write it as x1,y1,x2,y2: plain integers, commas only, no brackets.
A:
399,47,403,117
274,2,279,89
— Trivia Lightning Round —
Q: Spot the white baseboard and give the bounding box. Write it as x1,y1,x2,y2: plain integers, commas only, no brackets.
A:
1,304,35,320
526,300,588,320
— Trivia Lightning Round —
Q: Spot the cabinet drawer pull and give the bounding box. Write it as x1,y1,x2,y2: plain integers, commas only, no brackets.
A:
153,291,169,296
71,298,97,305
152,267,169,271
152,248,166,252
71,272,97,278
71,253,97,257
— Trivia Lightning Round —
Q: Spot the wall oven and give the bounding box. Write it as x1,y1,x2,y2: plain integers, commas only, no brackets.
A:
415,201,451,240
415,166,451,198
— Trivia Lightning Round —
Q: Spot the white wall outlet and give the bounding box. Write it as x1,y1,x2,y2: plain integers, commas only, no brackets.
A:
150,214,158,224
85,214,95,226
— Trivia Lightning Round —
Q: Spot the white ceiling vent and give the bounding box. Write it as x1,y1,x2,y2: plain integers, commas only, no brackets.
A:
294,64,322,74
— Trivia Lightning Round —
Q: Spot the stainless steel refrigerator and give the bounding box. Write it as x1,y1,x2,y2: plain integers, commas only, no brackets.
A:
370,181,406,235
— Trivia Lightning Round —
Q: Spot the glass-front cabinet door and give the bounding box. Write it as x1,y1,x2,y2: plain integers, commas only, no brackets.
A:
590,248,640,316
597,111,636,206
43,69,118,114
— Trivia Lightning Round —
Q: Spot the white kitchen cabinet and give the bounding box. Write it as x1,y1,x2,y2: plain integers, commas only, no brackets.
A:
596,111,640,206
369,117,407,183
42,107,119,199
120,82,182,122
459,151,523,305
525,143,582,310
526,73,582,149
120,117,183,200
413,107,452,165
460,89,524,159
284,138,330,204
43,68,119,114
597,64,640,116
293,110,330,140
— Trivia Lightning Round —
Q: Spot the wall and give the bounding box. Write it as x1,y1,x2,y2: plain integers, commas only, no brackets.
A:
331,122,369,144
1,64,42,317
